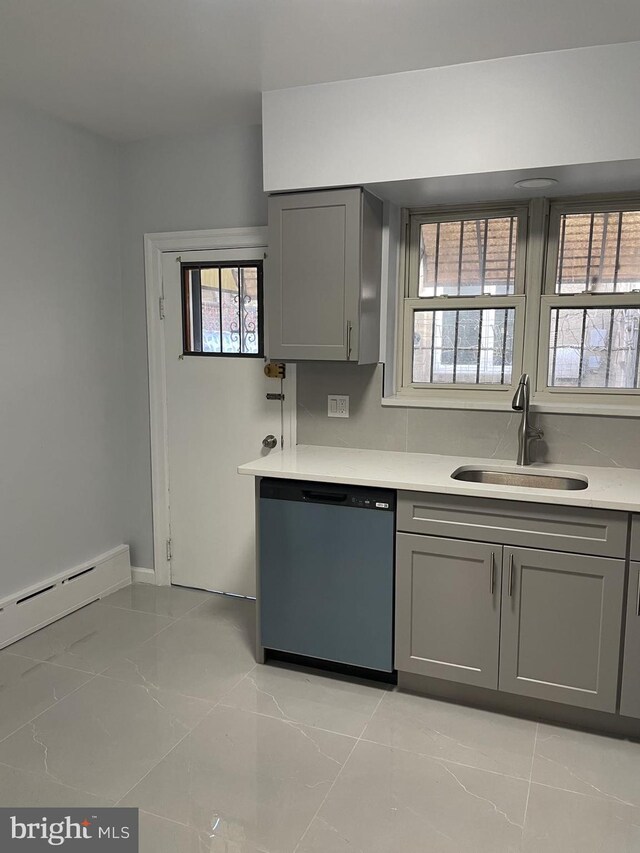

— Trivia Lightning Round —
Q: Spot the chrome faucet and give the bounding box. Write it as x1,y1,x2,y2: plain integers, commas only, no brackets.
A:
511,374,543,466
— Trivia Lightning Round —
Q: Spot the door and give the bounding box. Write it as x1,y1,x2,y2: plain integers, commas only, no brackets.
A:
162,249,292,596
499,547,624,711
621,562,640,718
266,189,362,361
395,533,501,689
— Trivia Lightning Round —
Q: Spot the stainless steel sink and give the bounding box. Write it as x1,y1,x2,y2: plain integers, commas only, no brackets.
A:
451,467,588,490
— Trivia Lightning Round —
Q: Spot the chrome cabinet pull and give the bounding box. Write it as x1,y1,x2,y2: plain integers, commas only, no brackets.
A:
346,320,353,360
490,552,496,595
508,553,515,597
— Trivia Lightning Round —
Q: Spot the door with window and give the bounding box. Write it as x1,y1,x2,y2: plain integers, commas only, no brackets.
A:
162,248,292,596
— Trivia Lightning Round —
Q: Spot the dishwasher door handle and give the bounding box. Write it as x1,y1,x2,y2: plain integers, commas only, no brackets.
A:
302,490,348,504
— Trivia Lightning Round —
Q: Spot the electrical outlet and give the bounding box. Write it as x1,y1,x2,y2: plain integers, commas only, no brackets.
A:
327,394,349,418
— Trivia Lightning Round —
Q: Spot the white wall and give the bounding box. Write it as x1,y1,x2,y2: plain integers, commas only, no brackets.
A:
120,124,267,569
0,102,125,598
263,41,640,191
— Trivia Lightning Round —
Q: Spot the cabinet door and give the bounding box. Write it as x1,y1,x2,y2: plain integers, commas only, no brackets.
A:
395,533,501,689
621,562,640,718
266,189,362,361
631,516,640,561
499,547,624,712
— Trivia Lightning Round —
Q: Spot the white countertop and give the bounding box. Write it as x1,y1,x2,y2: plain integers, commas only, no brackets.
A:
238,445,640,513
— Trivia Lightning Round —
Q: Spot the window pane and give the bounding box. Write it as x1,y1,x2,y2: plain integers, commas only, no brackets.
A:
200,268,221,353
555,210,640,294
412,308,515,385
220,267,241,354
240,266,260,355
419,216,518,297
548,306,640,388
183,263,262,356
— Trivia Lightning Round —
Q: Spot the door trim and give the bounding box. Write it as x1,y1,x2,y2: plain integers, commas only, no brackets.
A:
144,227,296,585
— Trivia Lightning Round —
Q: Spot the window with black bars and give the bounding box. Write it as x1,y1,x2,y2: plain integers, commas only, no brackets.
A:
412,307,515,385
555,210,640,294
405,207,525,392
545,204,640,392
181,262,263,357
418,215,519,297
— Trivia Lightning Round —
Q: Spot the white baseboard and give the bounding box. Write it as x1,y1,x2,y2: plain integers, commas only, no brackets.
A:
0,545,131,651
131,566,155,585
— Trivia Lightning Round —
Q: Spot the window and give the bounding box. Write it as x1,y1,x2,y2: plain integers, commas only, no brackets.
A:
402,207,527,400
539,203,640,396
399,197,640,411
181,261,263,357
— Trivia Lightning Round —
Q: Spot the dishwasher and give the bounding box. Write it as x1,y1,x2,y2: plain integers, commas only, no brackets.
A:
259,478,395,675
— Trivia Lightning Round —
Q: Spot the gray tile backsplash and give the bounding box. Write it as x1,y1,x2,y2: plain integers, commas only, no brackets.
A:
296,363,640,469
296,363,408,451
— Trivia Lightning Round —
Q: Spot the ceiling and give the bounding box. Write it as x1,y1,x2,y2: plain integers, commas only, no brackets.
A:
368,160,640,207
1,0,640,142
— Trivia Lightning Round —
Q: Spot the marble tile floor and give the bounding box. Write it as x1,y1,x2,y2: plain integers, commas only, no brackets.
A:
1,583,640,852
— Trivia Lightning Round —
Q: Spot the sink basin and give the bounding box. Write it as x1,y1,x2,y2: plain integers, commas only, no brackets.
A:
451,467,588,491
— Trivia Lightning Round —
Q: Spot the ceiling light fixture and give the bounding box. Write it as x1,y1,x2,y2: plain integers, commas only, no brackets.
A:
514,177,559,189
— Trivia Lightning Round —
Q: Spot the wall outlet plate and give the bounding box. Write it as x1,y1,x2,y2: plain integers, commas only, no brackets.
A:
327,394,349,418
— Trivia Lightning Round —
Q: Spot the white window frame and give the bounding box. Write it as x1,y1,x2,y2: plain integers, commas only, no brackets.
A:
534,198,640,411
395,201,535,407
388,195,640,416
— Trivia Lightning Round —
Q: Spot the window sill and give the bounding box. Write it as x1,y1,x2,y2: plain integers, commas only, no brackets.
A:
382,392,640,418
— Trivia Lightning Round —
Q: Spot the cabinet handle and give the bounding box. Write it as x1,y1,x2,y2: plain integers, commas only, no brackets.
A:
346,320,353,361
508,553,515,597
490,552,495,595
636,568,640,617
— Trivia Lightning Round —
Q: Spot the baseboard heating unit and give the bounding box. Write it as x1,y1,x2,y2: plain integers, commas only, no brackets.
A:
0,544,131,650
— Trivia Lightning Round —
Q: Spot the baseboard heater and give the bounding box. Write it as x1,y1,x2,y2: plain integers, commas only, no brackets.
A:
0,545,131,650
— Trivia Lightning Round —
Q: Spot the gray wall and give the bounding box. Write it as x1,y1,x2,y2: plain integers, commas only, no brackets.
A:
0,102,125,599
120,124,266,568
297,363,640,469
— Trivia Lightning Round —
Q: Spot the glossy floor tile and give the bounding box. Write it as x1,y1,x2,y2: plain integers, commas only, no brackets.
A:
220,662,385,737
532,722,640,806
297,740,528,852
0,674,212,801
362,689,537,779
3,583,640,852
122,705,355,852
0,762,112,808
0,653,92,741
101,582,211,618
3,600,173,673
101,611,256,701
523,783,640,852
138,809,273,853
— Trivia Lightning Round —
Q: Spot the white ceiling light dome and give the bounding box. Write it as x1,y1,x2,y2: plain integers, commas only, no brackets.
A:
514,177,560,189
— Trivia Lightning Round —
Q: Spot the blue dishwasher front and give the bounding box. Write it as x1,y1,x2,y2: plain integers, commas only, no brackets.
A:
259,478,395,672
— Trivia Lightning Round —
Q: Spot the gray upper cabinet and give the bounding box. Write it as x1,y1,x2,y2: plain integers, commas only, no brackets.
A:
621,562,640,719
396,533,501,689
499,547,624,712
266,188,382,362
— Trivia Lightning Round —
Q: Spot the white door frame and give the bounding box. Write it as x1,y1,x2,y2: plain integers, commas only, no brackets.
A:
144,227,296,585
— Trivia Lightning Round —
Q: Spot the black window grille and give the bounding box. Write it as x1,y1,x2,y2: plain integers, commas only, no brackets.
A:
181,261,263,357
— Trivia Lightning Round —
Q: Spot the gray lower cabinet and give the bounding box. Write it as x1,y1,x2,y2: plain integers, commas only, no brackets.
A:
631,516,640,561
621,562,640,718
266,188,382,362
395,533,501,689
499,547,624,712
